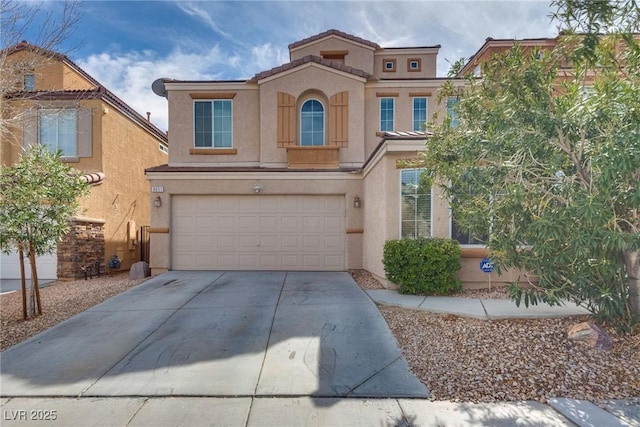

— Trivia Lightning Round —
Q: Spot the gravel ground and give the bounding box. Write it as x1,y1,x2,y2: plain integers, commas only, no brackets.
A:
2,270,638,405
0,273,145,352
349,270,640,404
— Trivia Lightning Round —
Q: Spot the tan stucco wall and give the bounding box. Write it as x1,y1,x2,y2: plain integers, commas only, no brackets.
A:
373,49,439,79
2,49,167,274
167,86,260,166
363,83,449,159
259,66,367,166
360,146,522,288
362,152,402,279
78,103,167,271
4,50,94,92
290,37,376,75
146,173,363,274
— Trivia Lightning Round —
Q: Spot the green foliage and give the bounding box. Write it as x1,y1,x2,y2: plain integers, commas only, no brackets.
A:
0,145,90,256
383,238,462,295
422,0,640,330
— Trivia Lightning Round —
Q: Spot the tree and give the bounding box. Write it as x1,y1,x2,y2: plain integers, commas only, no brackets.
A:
0,145,89,318
421,0,640,330
0,0,82,148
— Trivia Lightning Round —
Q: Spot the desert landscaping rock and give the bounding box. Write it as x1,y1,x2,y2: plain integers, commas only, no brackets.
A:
568,321,614,351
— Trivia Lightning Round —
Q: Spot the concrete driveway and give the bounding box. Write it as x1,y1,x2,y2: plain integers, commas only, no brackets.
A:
0,271,428,399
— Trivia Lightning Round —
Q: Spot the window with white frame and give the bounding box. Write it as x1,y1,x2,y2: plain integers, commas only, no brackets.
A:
380,97,394,132
412,97,428,131
408,58,421,72
39,109,78,157
400,169,432,239
383,59,396,72
300,99,324,146
194,100,232,148
446,96,460,128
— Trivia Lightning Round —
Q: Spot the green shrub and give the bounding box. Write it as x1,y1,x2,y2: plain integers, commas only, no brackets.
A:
383,238,462,295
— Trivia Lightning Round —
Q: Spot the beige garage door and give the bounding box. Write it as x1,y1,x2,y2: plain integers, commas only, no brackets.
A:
172,195,345,270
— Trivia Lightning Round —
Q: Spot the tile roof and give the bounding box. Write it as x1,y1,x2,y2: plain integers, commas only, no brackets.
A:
378,130,432,139
288,29,380,51
250,55,374,82
3,42,168,144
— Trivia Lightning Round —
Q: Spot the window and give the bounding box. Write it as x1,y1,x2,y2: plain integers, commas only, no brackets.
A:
194,100,232,148
451,176,488,245
300,99,324,146
383,59,396,72
24,74,35,91
380,97,394,132
412,97,428,131
446,96,460,128
408,58,421,72
159,143,168,154
39,109,78,156
401,169,432,239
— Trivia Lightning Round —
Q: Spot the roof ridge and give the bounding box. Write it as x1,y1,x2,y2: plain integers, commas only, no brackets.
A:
3,41,167,143
288,29,380,51
251,54,374,82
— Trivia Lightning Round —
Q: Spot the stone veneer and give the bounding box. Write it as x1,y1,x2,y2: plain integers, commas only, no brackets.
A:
57,216,106,280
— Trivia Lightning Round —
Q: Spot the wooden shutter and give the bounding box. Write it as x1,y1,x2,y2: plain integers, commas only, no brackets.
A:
77,108,93,157
329,91,348,147
277,92,295,147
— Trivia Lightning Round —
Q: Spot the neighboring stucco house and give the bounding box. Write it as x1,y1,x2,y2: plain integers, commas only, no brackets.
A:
146,29,517,288
0,42,169,280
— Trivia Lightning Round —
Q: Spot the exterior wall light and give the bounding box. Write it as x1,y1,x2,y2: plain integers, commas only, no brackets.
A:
251,183,264,193
154,195,162,207
353,195,361,208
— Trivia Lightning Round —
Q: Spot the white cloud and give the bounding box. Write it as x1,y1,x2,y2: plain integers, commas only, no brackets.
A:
77,46,237,131
74,1,559,132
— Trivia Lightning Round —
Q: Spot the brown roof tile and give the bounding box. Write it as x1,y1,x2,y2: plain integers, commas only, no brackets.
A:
288,29,380,51
251,55,374,82
3,42,168,144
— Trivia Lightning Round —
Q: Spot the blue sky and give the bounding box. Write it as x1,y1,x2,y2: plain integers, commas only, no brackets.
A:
18,1,559,130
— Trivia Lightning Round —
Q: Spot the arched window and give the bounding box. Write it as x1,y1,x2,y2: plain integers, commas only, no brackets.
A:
300,99,324,146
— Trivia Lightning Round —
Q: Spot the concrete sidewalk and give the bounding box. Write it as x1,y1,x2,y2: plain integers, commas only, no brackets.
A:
366,289,591,319
1,396,638,426
1,272,637,426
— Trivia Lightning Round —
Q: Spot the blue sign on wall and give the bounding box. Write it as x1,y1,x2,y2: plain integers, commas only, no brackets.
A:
480,257,496,273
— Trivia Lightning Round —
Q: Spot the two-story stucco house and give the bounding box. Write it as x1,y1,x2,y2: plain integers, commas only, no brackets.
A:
1,42,169,280
146,29,515,288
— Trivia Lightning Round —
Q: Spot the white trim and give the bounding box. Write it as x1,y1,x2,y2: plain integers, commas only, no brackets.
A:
379,97,395,132
412,96,428,132
193,99,233,149
398,168,433,239
299,98,325,147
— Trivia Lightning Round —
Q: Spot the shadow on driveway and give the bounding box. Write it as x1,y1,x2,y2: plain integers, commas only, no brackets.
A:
0,271,428,404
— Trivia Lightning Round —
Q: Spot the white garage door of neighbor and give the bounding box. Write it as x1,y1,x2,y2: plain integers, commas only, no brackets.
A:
172,195,346,271
0,250,58,280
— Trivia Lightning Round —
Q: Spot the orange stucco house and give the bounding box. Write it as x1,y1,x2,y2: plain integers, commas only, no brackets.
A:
1,42,169,280
146,29,523,288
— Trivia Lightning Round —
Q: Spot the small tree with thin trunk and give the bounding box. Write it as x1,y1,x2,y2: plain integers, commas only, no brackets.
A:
0,145,89,318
